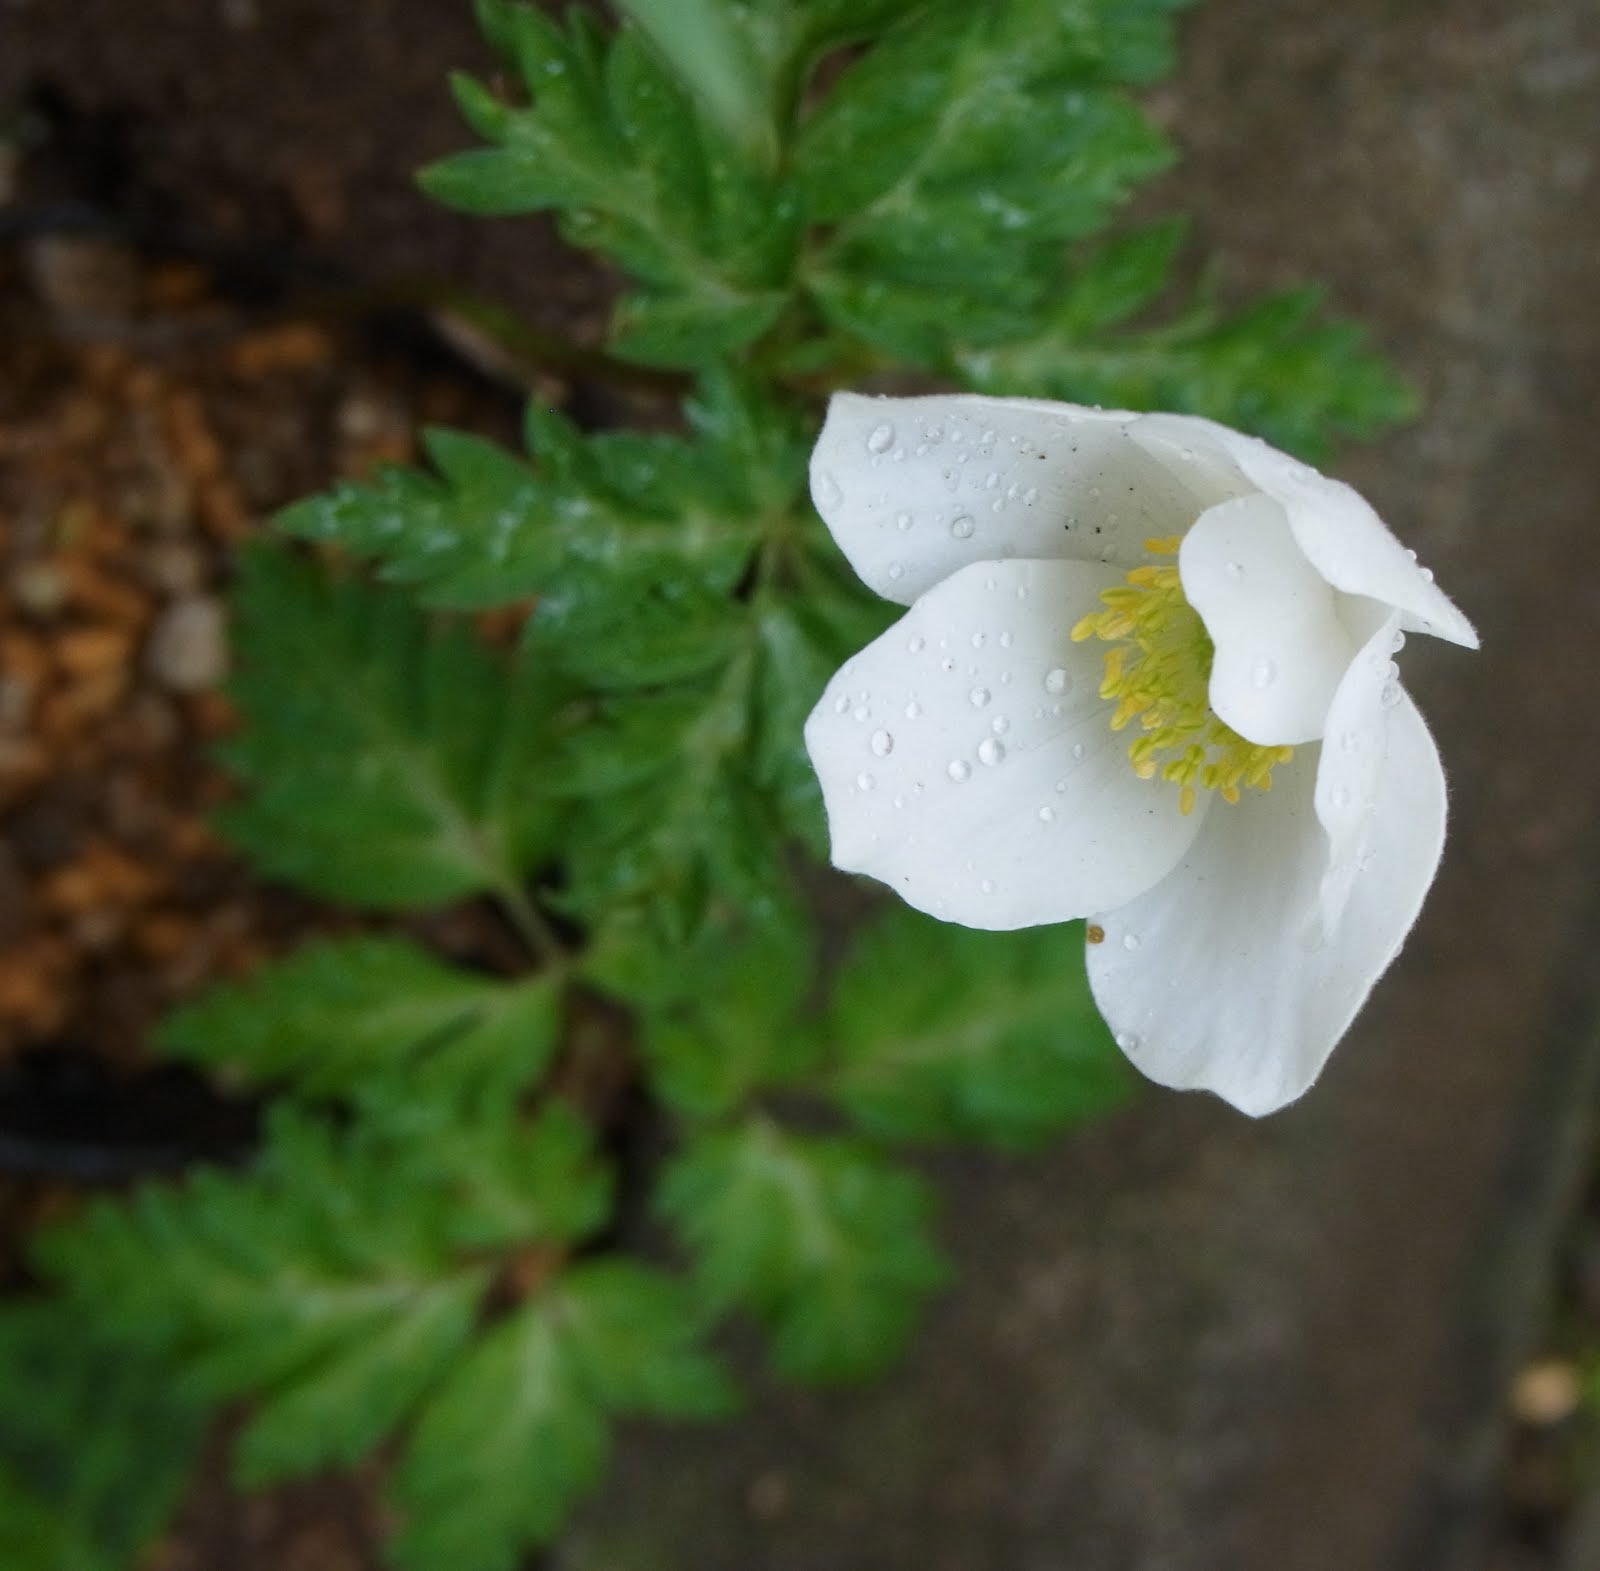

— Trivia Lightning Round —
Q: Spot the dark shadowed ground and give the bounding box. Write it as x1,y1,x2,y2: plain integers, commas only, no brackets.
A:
3,2,1599,1569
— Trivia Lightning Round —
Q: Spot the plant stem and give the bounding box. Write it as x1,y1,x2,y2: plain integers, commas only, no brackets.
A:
495,880,566,970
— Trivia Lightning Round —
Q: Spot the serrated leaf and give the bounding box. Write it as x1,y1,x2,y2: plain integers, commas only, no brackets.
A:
0,1304,205,1571
390,1259,730,1571
827,909,1134,1149
158,936,562,1111
796,0,1181,359
955,279,1419,461
659,1122,948,1382
35,1104,612,1490
220,547,560,909
390,1301,608,1571
425,11,801,367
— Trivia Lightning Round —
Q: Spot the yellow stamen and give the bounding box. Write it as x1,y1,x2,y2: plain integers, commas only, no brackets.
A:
1070,536,1293,815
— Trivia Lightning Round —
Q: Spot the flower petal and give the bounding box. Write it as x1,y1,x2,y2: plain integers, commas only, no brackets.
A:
810,394,1210,604
805,558,1206,929
1085,693,1447,1115
1179,493,1359,746
1131,413,1478,648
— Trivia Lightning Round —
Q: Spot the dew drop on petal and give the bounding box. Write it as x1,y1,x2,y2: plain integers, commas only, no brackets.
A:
947,759,971,782
856,772,875,791
1122,932,1141,951
905,699,922,720
852,705,869,722
1339,730,1359,754
1044,668,1071,695
1055,777,1070,793
980,427,996,444
908,634,925,653
870,729,894,757
892,794,905,809
1115,1031,1141,1052
977,737,1006,766
971,632,987,650
866,422,895,454
1391,630,1407,653
1225,560,1245,581
1038,805,1056,822
1331,784,1350,808
980,879,996,895
896,511,914,532
969,686,991,708
887,561,905,581
833,695,850,715
991,716,1010,735
1380,681,1403,709
950,515,976,539
999,631,1014,649
1420,567,1435,582
815,470,843,508
1250,657,1277,690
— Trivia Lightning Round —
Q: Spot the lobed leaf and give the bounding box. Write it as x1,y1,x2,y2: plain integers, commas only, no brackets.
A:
220,547,561,909
827,908,1134,1149
659,1121,948,1382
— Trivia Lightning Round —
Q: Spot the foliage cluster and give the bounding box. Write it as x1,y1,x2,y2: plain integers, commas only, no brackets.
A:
8,1,1414,1567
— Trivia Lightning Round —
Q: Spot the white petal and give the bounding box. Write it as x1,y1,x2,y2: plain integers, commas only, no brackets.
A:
1179,493,1359,745
1086,694,1447,1116
1131,412,1477,648
810,393,1209,604
804,558,1206,929
1312,610,1405,935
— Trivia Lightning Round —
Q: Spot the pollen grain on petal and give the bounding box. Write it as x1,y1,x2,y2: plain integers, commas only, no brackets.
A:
1076,536,1294,814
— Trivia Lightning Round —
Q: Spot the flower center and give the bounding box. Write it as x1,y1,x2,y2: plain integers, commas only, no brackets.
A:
1070,536,1293,816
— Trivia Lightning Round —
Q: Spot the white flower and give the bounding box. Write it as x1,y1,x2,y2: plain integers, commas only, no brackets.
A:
804,394,1477,1116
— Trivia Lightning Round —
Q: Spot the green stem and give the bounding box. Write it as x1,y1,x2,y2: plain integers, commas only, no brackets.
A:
495,879,566,970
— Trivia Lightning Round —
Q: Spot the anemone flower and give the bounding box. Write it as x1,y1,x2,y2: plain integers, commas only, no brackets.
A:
804,394,1476,1115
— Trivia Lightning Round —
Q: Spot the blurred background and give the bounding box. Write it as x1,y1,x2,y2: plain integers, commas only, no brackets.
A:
1,1,1597,1568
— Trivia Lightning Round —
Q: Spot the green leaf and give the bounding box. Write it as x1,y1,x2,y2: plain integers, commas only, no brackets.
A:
954,248,1418,460
391,1260,732,1571
0,1304,205,1571
220,547,560,909
36,1104,612,1489
158,936,562,1110
827,909,1134,1150
659,1122,948,1382
425,10,802,367
796,0,1181,360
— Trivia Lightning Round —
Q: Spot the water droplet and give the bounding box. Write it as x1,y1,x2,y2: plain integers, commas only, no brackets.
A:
852,705,869,722
1225,560,1245,580
1419,566,1435,582
856,772,875,791
892,794,905,809
833,695,850,715
866,422,895,454
1038,805,1056,823
969,686,991,708
991,716,1010,735
1250,657,1277,690
1391,630,1407,653
1071,741,1086,761
970,632,986,649
947,759,971,782
1044,667,1071,695
1405,548,1418,561
907,634,925,653
984,472,1001,491
977,737,1006,766
1380,681,1403,709
980,428,996,445
950,515,975,539
980,878,996,895
1015,585,1029,601
815,470,843,507
1122,932,1141,951
1339,730,1359,754
1023,487,1039,506
895,511,914,532
870,730,894,757
1331,784,1350,808
887,561,905,581
925,423,944,443
905,700,922,720
1088,485,1102,501
1115,1031,1141,1052
999,631,1014,649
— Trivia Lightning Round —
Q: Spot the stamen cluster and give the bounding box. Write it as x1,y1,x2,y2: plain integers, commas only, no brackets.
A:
1070,536,1293,815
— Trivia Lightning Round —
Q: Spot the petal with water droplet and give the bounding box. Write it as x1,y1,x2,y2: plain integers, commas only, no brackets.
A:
809,394,1208,604
804,559,1206,928
1086,696,1446,1116
1180,493,1357,745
